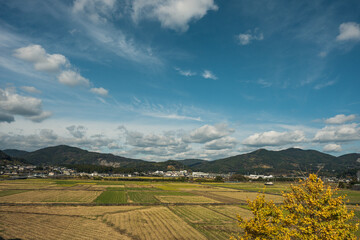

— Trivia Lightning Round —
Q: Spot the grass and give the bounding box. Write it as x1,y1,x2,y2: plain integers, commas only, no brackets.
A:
94,191,127,204
338,189,360,204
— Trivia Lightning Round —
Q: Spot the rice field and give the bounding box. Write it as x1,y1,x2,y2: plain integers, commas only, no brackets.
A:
169,205,239,240
157,195,219,203
0,212,131,240
0,190,102,203
209,190,284,203
0,179,359,239
94,190,127,204
102,206,207,240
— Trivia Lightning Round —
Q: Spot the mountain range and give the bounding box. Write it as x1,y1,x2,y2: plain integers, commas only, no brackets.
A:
2,145,360,175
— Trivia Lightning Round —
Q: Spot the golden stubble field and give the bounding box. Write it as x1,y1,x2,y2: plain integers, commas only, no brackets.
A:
1,179,358,239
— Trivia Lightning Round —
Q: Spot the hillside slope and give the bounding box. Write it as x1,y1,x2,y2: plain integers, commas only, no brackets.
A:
22,145,145,167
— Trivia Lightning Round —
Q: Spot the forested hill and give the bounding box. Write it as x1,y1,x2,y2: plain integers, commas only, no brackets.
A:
188,148,360,174
3,145,359,174
0,150,28,165
18,145,145,167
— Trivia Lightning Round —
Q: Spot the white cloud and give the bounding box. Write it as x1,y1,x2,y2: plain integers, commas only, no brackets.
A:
242,130,306,147
57,70,90,87
73,0,116,23
0,88,51,122
175,67,196,76
202,70,217,80
20,86,42,94
323,143,342,153
237,29,264,45
132,0,218,32
325,114,356,125
336,22,360,41
313,123,360,142
13,45,68,72
184,123,234,143
90,87,108,96
205,136,238,150
0,129,115,152
144,113,202,121
325,114,356,124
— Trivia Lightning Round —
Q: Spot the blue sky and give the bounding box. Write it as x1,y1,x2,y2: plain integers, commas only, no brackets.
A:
0,0,359,161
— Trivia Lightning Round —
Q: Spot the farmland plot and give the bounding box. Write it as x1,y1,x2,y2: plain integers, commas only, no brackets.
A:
0,190,101,203
0,212,130,240
128,191,194,203
210,191,283,203
0,205,144,217
102,206,206,240
0,190,28,197
94,191,127,204
207,205,253,220
156,195,219,203
169,205,239,240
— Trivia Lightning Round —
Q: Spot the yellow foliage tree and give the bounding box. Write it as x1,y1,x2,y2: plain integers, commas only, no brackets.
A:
232,174,358,240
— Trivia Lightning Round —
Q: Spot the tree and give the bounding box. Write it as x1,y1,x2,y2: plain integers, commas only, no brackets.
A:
232,174,358,240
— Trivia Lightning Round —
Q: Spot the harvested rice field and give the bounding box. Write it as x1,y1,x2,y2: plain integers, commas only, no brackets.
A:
156,195,219,203
0,178,359,240
102,206,207,240
209,190,284,203
0,190,102,203
0,212,131,240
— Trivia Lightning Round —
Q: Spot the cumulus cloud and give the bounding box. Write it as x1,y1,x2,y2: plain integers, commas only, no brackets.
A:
204,136,238,150
313,123,360,142
132,0,218,32
242,130,306,147
90,87,108,96
0,129,116,152
325,114,356,124
202,70,217,80
323,143,342,153
13,45,68,72
57,70,90,87
336,22,360,41
237,29,264,45
66,125,87,138
21,86,41,94
175,67,196,77
184,123,234,143
0,88,51,122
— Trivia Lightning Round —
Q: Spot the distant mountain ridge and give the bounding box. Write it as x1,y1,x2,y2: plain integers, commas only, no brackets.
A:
3,145,360,174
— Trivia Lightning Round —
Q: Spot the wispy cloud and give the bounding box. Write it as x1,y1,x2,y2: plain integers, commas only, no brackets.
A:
314,80,336,90
202,70,217,80
236,28,264,45
175,67,196,77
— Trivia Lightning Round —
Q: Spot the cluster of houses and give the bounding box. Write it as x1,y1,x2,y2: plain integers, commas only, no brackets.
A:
1,164,359,185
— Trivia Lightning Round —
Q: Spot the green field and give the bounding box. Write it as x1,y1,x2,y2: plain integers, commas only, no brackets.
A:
94,191,127,204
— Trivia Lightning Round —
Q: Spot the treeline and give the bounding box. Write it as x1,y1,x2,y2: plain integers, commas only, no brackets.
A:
64,164,136,174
